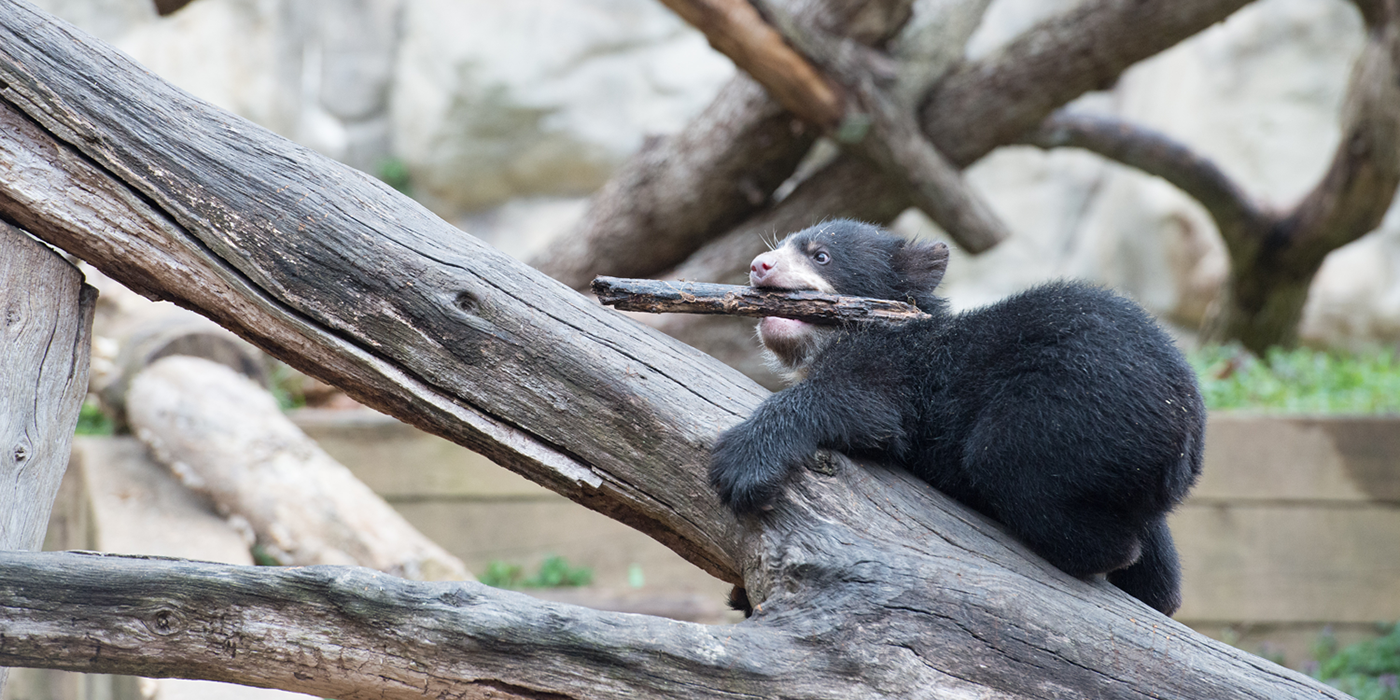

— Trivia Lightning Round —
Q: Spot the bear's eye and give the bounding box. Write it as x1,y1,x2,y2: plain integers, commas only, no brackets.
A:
812,250,831,265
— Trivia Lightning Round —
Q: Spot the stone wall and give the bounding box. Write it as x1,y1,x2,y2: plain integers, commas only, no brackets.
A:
28,0,1400,349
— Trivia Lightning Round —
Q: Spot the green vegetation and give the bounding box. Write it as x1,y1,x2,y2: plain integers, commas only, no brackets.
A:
250,543,281,567
1312,623,1400,700
268,362,309,411
479,555,593,589
75,399,114,435
1190,345,1400,414
375,157,413,196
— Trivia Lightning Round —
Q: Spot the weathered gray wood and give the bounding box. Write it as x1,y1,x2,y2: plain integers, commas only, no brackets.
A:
127,356,470,581
0,220,96,694
0,551,769,700
0,222,94,551
0,1,758,585
591,276,932,323
0,4,1357,698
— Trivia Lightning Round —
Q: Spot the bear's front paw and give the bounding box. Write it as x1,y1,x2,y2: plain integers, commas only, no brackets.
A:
709,428,784,515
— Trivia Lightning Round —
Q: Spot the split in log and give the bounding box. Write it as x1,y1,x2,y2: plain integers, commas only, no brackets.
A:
592,275,931,324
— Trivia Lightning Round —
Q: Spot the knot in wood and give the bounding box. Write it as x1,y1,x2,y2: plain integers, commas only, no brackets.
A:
437,588,477,608
143,606,187,636
806,450,839,476
454,291,481,314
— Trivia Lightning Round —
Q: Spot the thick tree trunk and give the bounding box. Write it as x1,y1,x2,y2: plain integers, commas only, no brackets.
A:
0,220,96,694
1017,4,1400,353
0,3,1353,698
530,0,912,289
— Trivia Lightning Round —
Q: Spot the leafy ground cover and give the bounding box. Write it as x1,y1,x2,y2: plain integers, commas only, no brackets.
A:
1191,345,1400,414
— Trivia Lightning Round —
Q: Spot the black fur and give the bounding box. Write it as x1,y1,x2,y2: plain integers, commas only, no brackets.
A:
711,220,1204,615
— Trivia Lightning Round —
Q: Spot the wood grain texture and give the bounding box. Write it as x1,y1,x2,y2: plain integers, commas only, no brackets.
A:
658,0,846,129
0,4,1356,698
0,220,94,697
0,1,761,584
592,275,932,323
0,221,94,552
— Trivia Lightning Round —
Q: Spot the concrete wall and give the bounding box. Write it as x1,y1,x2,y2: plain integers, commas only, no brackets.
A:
1172,414,1400,667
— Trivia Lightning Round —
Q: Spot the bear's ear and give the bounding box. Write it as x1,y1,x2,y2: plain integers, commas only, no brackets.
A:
893,240,949,294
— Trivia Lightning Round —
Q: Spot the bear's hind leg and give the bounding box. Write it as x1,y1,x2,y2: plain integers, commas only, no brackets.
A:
999,502,1145,581
1107,515,1182,616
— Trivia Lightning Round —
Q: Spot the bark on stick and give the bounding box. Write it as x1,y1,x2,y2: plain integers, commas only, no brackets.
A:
592,275,931,323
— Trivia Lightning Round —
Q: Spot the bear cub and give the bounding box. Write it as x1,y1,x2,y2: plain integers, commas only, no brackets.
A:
709,219,1205,615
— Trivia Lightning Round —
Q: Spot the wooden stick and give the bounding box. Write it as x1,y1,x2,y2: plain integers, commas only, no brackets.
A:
591,276,931,323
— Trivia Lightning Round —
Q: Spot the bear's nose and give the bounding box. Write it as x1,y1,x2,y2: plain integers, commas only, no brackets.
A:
750,251,777,285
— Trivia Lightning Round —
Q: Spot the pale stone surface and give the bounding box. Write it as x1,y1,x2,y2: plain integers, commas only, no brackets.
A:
392,0,734,216
34,0,731,217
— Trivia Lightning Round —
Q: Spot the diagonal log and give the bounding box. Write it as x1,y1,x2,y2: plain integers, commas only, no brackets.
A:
656,0,847,131
0,0,758,584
